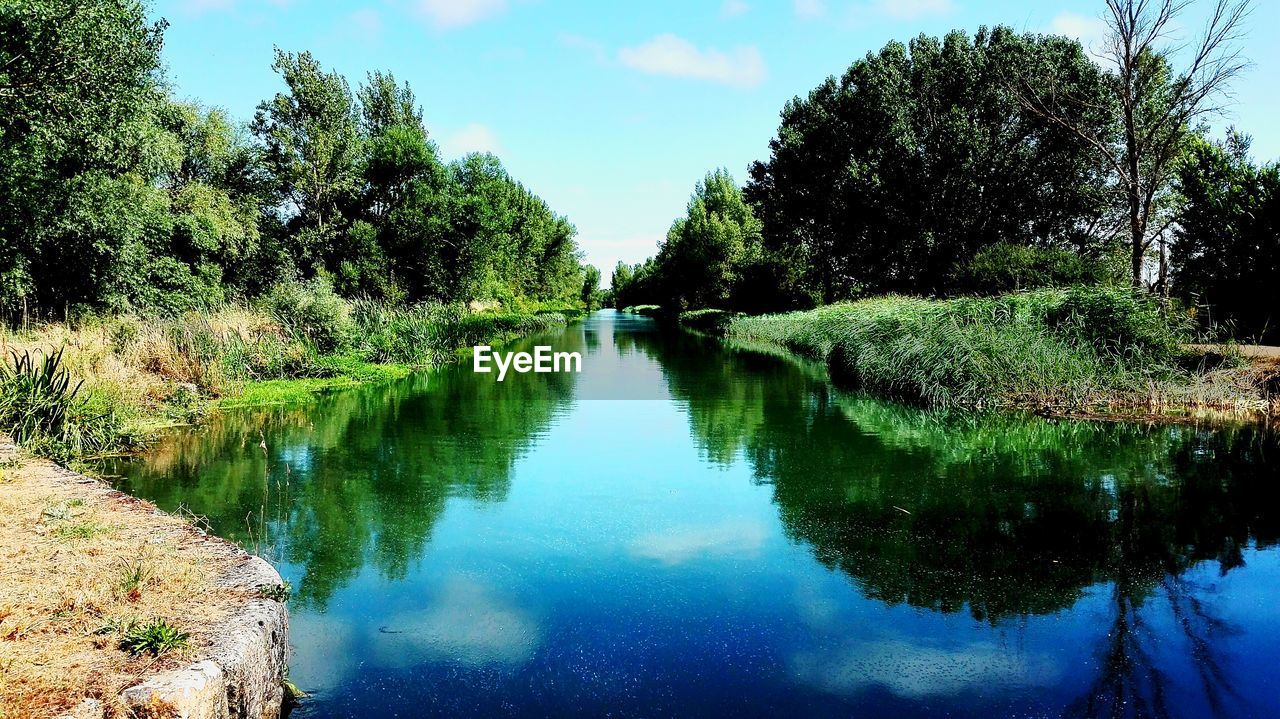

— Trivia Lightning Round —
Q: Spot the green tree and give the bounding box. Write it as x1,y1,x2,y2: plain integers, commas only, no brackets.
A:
357,70,423,138
1173,131,1279,342
1016,0,1252,289
0,0,166,312
251,49,361,274
747,27,1116,302
581,265,601,310
657,169,762,310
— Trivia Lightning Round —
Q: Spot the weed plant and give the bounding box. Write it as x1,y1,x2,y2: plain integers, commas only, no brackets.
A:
117,619,190,657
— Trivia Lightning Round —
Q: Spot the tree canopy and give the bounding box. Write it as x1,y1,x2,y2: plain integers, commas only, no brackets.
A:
0,1,587,319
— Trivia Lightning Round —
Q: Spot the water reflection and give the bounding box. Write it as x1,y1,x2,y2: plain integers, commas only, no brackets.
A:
625,326,1280,717
105,312,1280,718
106,326,581,608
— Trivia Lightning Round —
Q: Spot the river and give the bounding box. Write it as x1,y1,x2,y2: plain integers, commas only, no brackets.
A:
106,309,1280,718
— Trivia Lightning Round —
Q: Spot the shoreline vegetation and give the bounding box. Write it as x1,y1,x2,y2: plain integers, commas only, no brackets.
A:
621,288,1279,421
1,280,579,465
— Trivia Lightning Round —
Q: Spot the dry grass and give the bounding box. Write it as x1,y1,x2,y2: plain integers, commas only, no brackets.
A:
0,324,169,424
0,440,247,718
0,308,293,415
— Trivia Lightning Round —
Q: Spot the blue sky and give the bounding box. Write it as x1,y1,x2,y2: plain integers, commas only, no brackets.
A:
152,0,1280,277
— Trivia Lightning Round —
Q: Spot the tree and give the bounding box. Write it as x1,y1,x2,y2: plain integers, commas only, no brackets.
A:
0,0,166,312
357,70,423,138
657,169,763,310
581,265,601,310
1173,131,1279,342
1015,0,1252,289
747,28,1115,302
252,49,361,273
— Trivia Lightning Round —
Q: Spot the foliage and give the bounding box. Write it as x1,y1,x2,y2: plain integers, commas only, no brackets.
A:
0,3,590,321
724,287,1190,407
679,309,736,334
118,618,190,656
745,27,1116,302
581,265,602,310
256,581,292,602
656,169,765,310
260,278,354,353
953,243,1122,294
1012,0,1252,287
1173,131,1280,343
0,349,122,460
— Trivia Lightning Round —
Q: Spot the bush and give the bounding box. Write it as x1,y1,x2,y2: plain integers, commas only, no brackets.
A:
953,243,1117,295
118,618,190,656
680,309,736,334
260,279,354,353
1047,286,1190,357
351,302,570,365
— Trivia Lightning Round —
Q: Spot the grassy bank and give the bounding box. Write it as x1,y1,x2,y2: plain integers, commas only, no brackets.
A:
0,282,577,462
684,287,1275,416
0,439,251,718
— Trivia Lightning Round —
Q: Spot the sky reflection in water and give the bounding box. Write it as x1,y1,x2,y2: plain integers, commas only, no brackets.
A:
107,311,1280,718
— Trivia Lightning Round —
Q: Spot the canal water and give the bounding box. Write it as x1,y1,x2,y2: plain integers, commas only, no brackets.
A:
106,310,1280,718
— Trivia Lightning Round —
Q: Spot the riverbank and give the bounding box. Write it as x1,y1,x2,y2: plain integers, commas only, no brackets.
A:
658,287,1278,419
0,437,288,719
0,288,578,463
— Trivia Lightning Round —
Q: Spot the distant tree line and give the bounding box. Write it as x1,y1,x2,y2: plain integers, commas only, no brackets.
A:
615,1,1275,342
0,0,593,319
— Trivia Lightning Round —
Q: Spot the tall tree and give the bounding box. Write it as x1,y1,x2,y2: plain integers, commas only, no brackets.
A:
581,265,601,310
1173,131,1279,342
252,49,361,272
747,28,1115,302
357,70,424,138
0,0,166,311
659,169,763,310
1015,0,1252,288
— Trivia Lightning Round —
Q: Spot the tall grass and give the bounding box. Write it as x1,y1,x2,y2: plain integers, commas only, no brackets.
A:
723,287,1195,408
0,349,124,460
1,284,576,460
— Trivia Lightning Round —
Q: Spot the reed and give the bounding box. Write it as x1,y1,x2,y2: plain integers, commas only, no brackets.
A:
721,287,1208,409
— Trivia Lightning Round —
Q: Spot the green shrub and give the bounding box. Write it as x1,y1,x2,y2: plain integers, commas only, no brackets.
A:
680,309,735,334
726,287,1190,408
118,618,190,656
261,279,354,353
954,243,1117,294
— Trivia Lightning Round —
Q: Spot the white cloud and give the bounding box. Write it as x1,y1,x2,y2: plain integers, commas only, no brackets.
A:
440,123,502,158
1049,11,1110,53
791,640,1059,699
372,575,541,668
618,34,766,89
416,0,507,29
722,0,750,18
794,0,825,19
558,32,608,64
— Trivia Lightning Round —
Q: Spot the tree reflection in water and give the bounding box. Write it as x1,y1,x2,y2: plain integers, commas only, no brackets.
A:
104,327,581,609
624,327,1279,718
